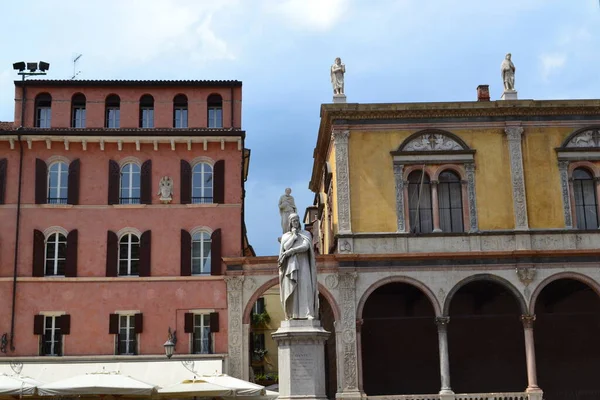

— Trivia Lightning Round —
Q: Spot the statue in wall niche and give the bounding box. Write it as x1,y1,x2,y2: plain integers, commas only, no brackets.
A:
157,176,173,203
278,213,319,320
501,53,516,91
278,188,297,234
330,57,346,95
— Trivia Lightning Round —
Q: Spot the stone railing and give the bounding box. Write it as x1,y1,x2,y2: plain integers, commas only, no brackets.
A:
369,393,540,400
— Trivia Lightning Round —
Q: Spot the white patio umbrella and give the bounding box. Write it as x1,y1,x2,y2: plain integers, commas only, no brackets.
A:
37,371,156,396
0,374,42,396
200,374,266,397
157,379,234,397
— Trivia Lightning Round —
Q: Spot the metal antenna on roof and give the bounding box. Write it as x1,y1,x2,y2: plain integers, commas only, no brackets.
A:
71,54,82,80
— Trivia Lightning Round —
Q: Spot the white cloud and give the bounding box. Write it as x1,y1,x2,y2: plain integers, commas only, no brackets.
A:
539,53,567,81
267,0,349,31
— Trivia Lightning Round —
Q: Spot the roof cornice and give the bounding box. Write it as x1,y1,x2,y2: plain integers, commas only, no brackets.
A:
14,79,242,88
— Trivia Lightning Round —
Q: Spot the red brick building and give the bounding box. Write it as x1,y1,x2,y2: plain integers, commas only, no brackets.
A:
0,79,252,379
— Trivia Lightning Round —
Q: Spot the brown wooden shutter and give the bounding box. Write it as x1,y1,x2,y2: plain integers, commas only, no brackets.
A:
33,315,45,335
184,313,194,333
140,160,152,205
35,158,47,204
106,231,118,277
67,158,80,205
32,229,45,277
109,314,119,334
209,312,220,333
139,230,151,277
213,160,225,204
180,160,191,204
59,314,71,335
0,158,7,205
210,229,222,276
65,229,78,277
107,160,120,205
181,229,191,276
134,313,143,333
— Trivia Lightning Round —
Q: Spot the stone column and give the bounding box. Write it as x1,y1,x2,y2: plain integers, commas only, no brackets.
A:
435,317,453,395
557,161,573,228
225,276,244,378
431,180,442,232
332,130,352,234
595,177,600,228
336,272,361,400
393,164,406,233
465,162,479,232
505,126,529,230
521,315,542,393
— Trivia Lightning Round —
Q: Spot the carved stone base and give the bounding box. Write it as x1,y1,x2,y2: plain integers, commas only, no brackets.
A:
501,90,518,100
272,320,330,400
333,94,347,103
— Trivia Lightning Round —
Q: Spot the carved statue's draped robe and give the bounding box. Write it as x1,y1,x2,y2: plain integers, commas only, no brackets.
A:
330,64,345,93
501,59,515,90
278,195,296,234
279,230,319,319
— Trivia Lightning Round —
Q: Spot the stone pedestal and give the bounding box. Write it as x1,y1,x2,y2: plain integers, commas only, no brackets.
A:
272,320,330,400
333,94,347,103
501,90,518,100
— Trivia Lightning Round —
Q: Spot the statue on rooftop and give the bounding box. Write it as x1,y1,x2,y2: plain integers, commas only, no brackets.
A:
278,188,297,234
501,53,516,91
330,57,346,95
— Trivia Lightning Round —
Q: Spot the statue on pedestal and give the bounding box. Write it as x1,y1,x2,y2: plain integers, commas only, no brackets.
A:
278,188,297,234
330,57,345,95
278,213,319,320
501,53,516,91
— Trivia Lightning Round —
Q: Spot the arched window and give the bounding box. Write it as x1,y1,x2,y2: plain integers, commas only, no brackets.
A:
139,94,154,128
47,161,69,204
192,162,213,204
45,232,67,276
438,170,464,232
191,231,212,275
573,168,599,229
173,94,188,128
105,95,120,128
35,93,52,128
119,233,140,276
71,93,86,128
207,94,223,128
120,163,141,204
408,170,433,233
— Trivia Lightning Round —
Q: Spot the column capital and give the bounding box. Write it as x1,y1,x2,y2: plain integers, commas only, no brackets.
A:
521,314,536,329
558,160,570,171
332,129,350,144
505,126,524,140
435,316,450,328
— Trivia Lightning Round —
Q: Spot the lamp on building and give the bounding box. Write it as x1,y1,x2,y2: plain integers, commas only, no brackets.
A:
38,61,50,72
164,328,177,359
12,60,50,128
12,62,25,72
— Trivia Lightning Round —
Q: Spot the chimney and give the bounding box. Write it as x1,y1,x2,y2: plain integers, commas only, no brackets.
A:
477,85,490,102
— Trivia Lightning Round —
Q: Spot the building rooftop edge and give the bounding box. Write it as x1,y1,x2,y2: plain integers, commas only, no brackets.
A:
14,79,242,87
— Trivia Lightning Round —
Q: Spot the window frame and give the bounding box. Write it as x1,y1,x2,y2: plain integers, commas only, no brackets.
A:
120,162,141,204
173,94,188,128
407,170,434,234
191,313,213,354
105,95,121,129
117,314,137,355
44,231,67,276
34,93,52,128
47,161,69,204
191,230,212,275
118,233,140,276
71,93,86,128
207,94,223,128
191,162,214,204
570,167,599,230
139,95,154,128
437,170,465,233
40,315,63,356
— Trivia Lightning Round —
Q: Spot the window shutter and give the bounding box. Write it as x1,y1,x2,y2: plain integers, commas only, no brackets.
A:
109,314,119,334
180,229,192,276
67,158,80,205
0,158,7,205
65,229,78,277
139,230,151,277
210,229,222,276
107,160,120,205
35,158,47,204
184,313,194,333
140,160,152,205
213,160,225,204
32,229,45,277
33,315,45,335
180,160,191,204
59,314,71,335
134,313,143,334
209,312,220,333
106,231,118,277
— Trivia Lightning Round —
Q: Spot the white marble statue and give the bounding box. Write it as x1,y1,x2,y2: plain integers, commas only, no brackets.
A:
278,213,319,320
501,53,516,91
157,176,173,203
278,188,297,234
330,57,345,95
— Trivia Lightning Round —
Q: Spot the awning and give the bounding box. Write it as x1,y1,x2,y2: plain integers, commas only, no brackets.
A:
0,374,42,396
157,379,234,397
201,374,266,397
37,371,156,396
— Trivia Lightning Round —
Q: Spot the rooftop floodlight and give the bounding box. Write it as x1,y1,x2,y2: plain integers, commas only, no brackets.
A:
38,61,50,72
12,62,25,72
26,62,38,72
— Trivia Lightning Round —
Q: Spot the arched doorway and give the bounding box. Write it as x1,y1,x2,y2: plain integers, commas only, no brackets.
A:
447,279,526,393
245,283,338,399
361,282,439,395
534,278,600,400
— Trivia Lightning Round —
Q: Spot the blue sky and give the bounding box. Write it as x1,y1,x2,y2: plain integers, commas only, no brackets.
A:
1,0,599,256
